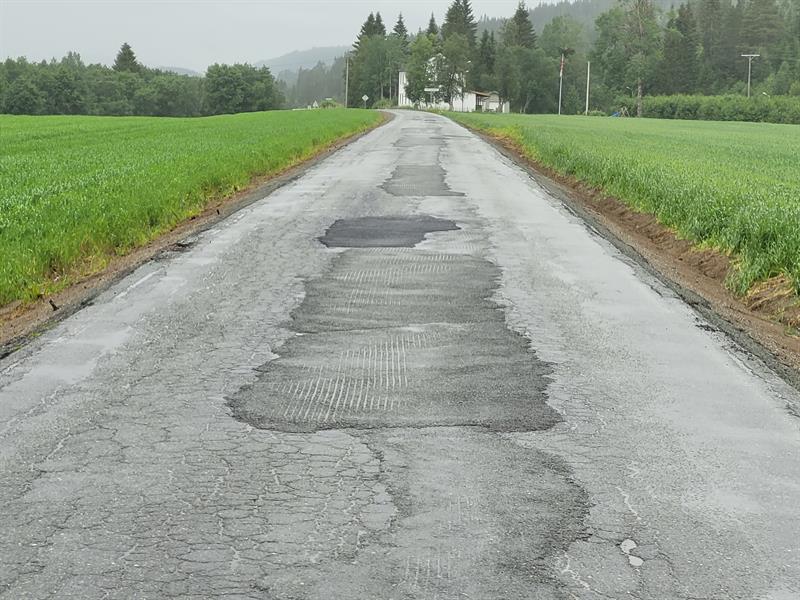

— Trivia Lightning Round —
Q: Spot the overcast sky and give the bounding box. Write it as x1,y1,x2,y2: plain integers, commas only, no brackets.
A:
1,0,528,72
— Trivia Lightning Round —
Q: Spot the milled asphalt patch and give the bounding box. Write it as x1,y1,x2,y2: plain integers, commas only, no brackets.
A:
229,216,558,433
382,165,465,197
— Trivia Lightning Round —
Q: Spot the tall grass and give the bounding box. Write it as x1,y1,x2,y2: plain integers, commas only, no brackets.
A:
0,109,380,305
449,113,800,294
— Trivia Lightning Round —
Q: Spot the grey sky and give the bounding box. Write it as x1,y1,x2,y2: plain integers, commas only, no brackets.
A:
1,0,529,72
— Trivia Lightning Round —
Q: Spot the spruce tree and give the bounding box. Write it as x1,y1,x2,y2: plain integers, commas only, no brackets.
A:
374,12,387,36
113,42,141,73
427,13,440,37
393,13,410,54
659,4,699,93
442,0,478,46
503,2,537,49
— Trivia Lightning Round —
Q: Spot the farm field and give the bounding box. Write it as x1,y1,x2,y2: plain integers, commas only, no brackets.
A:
448,113,800,295
0,109,381,306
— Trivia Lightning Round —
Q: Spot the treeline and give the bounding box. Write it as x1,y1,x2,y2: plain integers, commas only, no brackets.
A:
343,0,799,116
0,43,284,116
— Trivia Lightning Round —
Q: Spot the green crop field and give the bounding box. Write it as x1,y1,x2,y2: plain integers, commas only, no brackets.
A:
448,113,800,295
0,109,380,306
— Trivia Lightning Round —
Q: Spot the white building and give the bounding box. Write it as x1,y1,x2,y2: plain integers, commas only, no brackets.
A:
397,71,510,113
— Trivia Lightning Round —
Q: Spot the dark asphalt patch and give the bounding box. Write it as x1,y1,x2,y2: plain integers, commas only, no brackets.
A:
382,165,464,197
228,245,558,432
319,216,459,248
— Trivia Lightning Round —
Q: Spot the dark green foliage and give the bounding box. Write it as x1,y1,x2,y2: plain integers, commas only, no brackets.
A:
0,45,283,117
427,13,440,37
442,0,479,46
656,4,699,94
203,64,281,115
616,93,800,123
112,42,141,73
503,2,538,48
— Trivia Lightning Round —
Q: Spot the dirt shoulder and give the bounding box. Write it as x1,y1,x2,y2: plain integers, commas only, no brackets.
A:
466,126,800,388
0,113,390,358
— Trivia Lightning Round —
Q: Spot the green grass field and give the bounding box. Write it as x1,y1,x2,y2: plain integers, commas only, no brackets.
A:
0,109,380,305
448,113,800,295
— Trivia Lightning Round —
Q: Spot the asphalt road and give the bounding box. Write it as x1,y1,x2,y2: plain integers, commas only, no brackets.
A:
1,110,799,599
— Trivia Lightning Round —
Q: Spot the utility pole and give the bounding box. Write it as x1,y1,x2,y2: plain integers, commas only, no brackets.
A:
344,54,350,108
558,52,565,115
741,54,759,98
585,61,591,115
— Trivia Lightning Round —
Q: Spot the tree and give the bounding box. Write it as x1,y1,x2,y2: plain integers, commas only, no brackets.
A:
657,4,699,94
427,13,440,37
442,0,478,46
113,42,141,73
374,12,387,36
439,33,471,109
541,16,588,57
204,64,282,115
354,13,378,50
2,75,46,114
392,13,410,55
405,34,436,104
473,29,498,91
503,2,537,49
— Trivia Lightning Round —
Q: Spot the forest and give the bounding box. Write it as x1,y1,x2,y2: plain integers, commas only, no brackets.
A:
307,0,799,117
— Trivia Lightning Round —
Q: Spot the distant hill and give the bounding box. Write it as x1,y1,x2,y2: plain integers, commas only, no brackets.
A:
257,46,350,76
159,66,202,77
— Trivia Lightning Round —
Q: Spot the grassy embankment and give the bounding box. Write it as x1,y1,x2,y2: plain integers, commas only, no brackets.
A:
449,113,800,296
0,109,381,305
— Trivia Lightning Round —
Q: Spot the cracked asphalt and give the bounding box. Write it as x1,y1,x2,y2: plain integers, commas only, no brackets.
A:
1,110,800,599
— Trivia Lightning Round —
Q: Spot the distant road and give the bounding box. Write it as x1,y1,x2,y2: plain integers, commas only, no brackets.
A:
1,111,798,599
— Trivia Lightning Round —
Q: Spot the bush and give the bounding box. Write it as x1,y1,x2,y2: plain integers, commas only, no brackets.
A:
641,95,800,124
372,98,395,109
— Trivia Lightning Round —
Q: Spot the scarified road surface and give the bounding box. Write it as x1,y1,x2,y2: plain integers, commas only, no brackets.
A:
1,111,799,599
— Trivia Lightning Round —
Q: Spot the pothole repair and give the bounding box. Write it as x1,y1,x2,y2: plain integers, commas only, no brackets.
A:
381,165,465,197
228,215,558,433
319,215,459,248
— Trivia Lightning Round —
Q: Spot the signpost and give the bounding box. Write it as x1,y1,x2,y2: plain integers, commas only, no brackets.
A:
362,94,369,109
424,87,440,108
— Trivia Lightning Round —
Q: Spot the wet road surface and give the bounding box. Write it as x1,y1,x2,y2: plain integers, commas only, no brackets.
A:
1,111,799,599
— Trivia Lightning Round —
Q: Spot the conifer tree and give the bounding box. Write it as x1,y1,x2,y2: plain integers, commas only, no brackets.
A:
374,12,387,36
113,42,141,73
427,13,440,37
393,13,410,55
503,2,537,49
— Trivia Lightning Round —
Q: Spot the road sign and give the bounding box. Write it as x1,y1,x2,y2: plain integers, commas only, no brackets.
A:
362,95,369,101
424,87,440,92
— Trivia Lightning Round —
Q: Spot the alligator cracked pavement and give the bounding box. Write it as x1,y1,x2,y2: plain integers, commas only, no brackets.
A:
2,111,799,599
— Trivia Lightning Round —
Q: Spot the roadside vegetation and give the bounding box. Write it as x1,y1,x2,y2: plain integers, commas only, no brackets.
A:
448,112,800,294
0,109,380,305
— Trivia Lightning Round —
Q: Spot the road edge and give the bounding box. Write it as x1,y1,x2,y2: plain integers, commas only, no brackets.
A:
453,118,800,398
0,112,392,360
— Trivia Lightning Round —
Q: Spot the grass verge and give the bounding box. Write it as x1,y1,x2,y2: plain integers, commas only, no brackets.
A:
0,109,381,305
